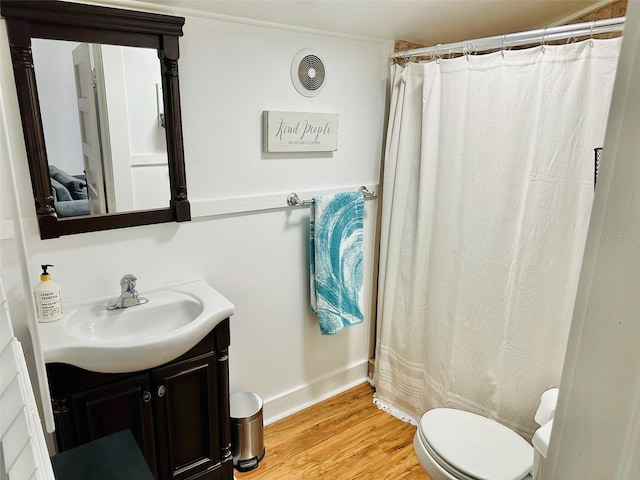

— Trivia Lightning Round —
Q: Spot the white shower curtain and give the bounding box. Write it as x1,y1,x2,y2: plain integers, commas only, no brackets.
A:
373,38,621,438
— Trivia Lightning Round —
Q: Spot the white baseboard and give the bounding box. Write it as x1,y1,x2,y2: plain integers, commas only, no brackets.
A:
261,361,369,426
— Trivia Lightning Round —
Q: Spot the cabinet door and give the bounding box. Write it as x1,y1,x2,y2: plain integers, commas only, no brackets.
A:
72,373,158,478
152,352,220,480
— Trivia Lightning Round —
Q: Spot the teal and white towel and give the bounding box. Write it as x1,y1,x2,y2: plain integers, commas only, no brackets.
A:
309,192,364,335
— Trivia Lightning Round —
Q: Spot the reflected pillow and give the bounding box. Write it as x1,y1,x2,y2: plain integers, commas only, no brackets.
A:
50,177,72,202
49,165,87,200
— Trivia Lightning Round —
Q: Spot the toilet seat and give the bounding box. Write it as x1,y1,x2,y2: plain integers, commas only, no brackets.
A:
418,408,533,480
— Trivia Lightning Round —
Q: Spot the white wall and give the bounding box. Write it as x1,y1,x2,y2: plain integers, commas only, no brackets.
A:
0,3,391,432
181,15,388,200
31,39,84,175
544,2,640,478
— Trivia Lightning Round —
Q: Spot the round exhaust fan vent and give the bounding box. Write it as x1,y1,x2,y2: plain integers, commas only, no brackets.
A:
291,49,326,97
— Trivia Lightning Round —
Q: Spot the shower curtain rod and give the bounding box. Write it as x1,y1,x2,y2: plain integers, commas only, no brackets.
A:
392,16,625,59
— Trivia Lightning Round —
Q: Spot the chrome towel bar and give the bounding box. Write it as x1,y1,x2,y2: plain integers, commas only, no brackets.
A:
286,186,376,207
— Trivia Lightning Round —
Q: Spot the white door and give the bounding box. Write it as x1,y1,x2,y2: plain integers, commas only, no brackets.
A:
72,43,107,215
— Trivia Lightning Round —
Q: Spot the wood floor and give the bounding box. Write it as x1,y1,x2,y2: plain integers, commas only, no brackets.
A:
235,383,429,480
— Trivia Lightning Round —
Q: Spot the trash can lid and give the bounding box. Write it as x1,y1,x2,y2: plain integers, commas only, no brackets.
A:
230,392,263,420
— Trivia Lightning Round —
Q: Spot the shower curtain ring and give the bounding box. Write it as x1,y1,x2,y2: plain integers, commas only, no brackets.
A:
590,21,596,47
464,40,474,60
501,33,510,57
541,27,547,53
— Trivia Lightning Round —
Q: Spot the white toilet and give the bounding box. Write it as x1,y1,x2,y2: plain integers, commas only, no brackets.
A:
413,390,557,480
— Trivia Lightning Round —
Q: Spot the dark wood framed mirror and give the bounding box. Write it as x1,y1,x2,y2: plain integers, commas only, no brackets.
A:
1,0,190,239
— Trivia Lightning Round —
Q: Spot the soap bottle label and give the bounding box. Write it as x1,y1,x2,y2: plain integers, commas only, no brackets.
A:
35,290,62,322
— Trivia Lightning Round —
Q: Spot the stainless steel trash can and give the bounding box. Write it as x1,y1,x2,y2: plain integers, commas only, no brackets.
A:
230,392,265,472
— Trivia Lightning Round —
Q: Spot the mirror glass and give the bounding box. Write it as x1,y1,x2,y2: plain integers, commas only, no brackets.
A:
31,39,170,217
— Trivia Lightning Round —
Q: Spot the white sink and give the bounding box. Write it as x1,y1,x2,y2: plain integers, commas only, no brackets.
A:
37,279,234,373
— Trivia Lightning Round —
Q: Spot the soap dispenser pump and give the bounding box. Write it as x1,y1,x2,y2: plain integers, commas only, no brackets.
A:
34,264,63,322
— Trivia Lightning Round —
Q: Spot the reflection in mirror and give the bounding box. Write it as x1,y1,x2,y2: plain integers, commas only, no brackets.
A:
31,39,170,217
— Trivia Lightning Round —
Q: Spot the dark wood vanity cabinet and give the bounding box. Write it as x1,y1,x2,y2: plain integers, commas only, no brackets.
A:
47,319,233,480
153,352,220,479
69,372,158,474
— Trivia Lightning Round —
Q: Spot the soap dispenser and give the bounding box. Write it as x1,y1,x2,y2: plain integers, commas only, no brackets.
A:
34,264,63,322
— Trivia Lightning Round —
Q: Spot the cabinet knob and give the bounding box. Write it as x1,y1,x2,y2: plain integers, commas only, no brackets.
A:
157,385,166,397
143,391,151,403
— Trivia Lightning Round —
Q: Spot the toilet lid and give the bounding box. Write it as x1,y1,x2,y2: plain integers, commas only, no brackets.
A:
419,408,533,480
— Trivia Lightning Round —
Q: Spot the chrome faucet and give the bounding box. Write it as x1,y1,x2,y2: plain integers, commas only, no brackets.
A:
107,274,148,310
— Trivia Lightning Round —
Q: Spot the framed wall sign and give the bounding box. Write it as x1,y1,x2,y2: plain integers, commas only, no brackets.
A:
263,111,338,152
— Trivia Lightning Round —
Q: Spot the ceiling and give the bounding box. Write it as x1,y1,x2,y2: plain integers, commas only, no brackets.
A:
135,0,604,46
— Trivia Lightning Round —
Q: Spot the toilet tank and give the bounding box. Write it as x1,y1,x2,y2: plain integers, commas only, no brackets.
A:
531,419,553,479
531,388,559,479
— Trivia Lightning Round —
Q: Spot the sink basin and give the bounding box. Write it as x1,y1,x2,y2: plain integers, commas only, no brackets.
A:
65,293,203,342
37,279,234,373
